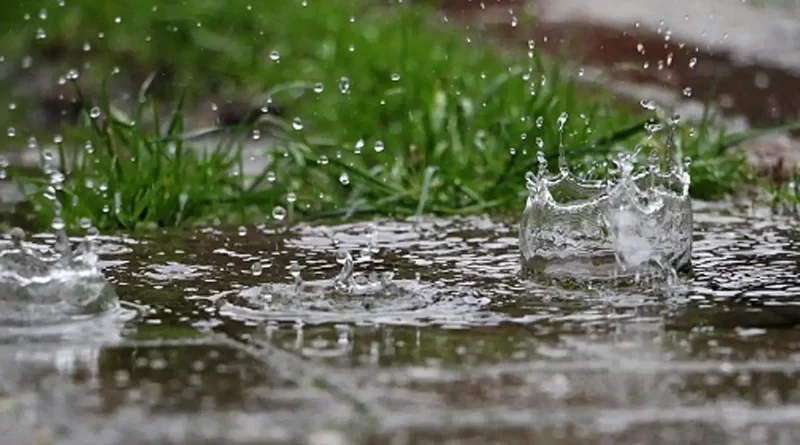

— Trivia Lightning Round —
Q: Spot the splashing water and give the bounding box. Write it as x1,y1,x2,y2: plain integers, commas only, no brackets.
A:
0,226,119,327
209,230,489,324
519,124,692,285
0,151,119,328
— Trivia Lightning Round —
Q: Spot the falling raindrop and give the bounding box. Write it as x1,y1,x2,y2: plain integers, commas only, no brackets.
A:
272,206,287,221
338,77,350,94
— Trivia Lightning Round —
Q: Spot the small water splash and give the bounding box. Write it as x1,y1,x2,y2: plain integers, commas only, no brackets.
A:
0,151,120,327
210,236,489,324
0,225,119,327
519,117,693,285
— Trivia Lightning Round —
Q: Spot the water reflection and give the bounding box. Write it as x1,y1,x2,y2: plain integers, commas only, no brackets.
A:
0,204,799,443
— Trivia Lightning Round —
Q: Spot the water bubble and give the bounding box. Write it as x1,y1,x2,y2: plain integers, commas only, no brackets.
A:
251,261,263,276
338,77,350,94
272,206,287,221
339,172,350,186
292,117,304,131
374,140,385,153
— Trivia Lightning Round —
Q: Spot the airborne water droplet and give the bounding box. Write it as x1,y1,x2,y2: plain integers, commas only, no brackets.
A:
339,77,350,94
272,206,287,221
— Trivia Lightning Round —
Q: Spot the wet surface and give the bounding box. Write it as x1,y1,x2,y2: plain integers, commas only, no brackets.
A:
1,204,800,443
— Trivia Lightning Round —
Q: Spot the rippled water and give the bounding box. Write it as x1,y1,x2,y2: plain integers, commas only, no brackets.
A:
1,203,799,444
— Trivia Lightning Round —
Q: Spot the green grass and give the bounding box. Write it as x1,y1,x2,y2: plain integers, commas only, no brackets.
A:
1,0,796,230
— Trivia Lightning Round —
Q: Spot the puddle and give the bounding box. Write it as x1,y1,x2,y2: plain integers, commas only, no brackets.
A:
0,204,798,443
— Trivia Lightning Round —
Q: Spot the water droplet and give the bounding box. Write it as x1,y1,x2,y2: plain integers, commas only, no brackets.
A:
338,77,350,94
374,140,385,153
266,171,276,182
238,226,247,236
391,73,401,81
269,50,280,62
354,138,364,154
7,127,16,137
639,99,657,111
251,261,263,276
292,117,304,130
286,192,297,203
51,217,65,231
313,82,324,93
89,106,102,119
9,227,25,247
79,217,92,229
272,206,287,221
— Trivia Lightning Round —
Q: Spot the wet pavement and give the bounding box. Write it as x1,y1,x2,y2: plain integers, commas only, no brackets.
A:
1,203,800,443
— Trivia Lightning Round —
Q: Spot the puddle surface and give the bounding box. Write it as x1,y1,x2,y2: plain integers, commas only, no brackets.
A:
1,204,800,444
